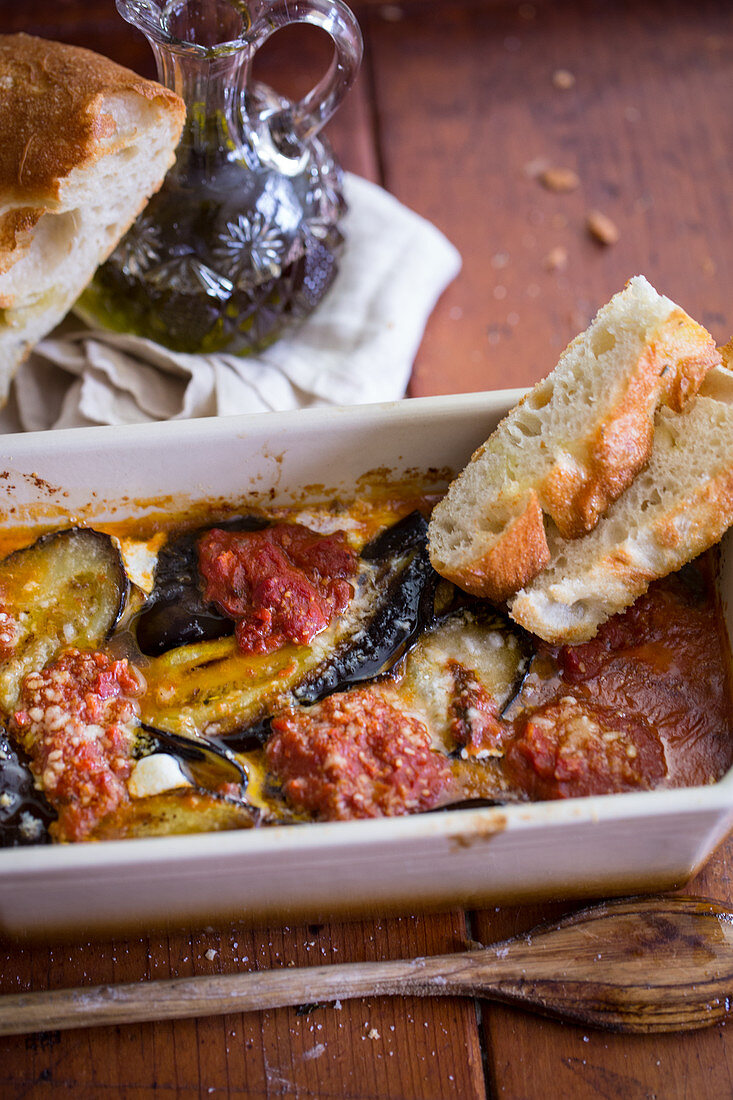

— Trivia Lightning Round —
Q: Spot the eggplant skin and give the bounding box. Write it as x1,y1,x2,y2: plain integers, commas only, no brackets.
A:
360,509,430,560
293,511,439,704
0,528,128,717
135,516,269,657
0,733,55,846
137,722,248,794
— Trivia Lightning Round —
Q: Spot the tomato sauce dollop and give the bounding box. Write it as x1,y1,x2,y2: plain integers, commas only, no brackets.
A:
504,559,733,796
198,523,357,655
504,697,667,800
11,649,144,842
266,688,452,820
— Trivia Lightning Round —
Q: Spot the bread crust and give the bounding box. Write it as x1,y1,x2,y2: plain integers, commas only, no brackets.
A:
511,460,733,645
430,490,551,603
509,383,733,644
428,282,721,605
539,309,720,539
0,33,185,278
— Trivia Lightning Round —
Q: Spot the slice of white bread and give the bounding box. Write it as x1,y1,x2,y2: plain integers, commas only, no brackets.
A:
428,276,721,603
508,363,733,643
0,33,185,404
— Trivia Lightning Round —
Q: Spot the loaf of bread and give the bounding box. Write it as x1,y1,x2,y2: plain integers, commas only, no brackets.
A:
508,364,733,643
428,276,720,603
0,34,185,404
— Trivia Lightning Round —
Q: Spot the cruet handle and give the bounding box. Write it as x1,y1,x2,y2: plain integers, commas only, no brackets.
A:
250,0,363,147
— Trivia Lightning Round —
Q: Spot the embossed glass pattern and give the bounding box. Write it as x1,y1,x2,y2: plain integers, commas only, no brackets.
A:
77,0,362,355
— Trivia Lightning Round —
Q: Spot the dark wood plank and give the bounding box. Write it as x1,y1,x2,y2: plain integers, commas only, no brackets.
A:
473,836,733,1099
0,910,486,1099
366,0,733,396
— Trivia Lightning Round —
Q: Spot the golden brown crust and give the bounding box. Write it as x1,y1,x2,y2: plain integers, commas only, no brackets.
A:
656,310,722,411
0,33,185,276
719,339,733,371
0,33,184,201
656,466,733,552
0,207,41,278
539,309,721,539
431,491,551,603
511,460,733,646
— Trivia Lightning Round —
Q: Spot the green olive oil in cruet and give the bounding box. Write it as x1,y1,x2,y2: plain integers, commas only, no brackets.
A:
76,0,362,356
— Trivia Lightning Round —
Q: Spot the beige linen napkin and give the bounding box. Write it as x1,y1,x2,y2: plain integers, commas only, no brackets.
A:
0,175,461,432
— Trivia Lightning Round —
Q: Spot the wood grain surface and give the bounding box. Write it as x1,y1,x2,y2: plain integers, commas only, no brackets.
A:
1,0,733,1096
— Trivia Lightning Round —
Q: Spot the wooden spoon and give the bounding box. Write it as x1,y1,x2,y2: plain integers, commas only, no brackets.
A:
1,896,732,1036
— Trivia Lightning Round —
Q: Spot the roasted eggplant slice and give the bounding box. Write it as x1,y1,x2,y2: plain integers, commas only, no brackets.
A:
400,604,531,752
0,528,128,715
139,511,441,739
0,732,55,846
135,516,269,656
89,789,257,839
293,511,438,703
115,722,255,838
136,722,248,794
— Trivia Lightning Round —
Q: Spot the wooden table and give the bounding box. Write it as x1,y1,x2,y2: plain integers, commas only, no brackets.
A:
2,0,733,1095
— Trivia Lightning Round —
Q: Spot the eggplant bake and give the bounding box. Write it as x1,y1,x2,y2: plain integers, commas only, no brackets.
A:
2,276,733,845
0,485,730,846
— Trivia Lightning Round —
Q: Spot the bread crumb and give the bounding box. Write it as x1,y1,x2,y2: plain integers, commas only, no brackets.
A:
544,245,568,272
524,156,551,179
204,948,218,961
368,1027,381,1040
303,1042,326,1061
539,167,580,193
586,210,619,245
552,68,576,90
19,812,43,840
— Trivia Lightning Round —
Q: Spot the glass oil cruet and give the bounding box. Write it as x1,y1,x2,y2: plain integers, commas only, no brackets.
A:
76,0,363,355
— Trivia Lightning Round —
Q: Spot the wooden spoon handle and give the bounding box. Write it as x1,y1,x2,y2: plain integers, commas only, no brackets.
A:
0,896,731,1036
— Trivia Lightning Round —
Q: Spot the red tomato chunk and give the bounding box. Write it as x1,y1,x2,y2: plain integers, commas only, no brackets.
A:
12,649,144,842
198,523,357,654
504,696,667,800
447,660,505,757
266,688,452,820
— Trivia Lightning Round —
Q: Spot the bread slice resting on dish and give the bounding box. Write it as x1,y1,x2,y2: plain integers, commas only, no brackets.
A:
428,275,733,643
0,33,185,403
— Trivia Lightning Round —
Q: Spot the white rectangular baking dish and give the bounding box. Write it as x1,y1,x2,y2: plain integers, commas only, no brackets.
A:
0,390,731,939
